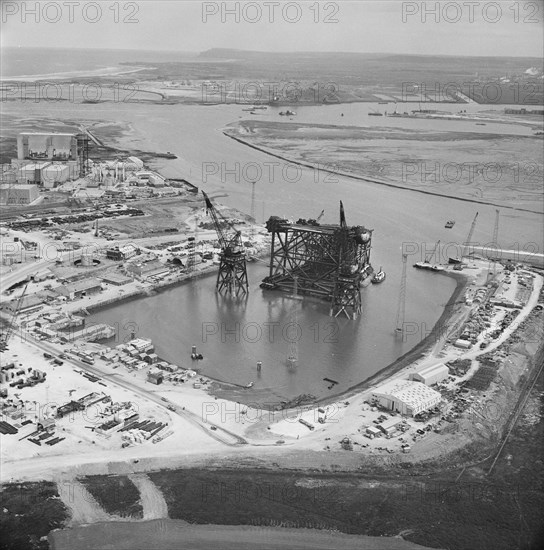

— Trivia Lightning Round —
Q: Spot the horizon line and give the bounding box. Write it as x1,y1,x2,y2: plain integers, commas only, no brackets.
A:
3,45,543,60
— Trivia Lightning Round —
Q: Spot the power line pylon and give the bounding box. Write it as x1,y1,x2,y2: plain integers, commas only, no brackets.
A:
395,253,408,336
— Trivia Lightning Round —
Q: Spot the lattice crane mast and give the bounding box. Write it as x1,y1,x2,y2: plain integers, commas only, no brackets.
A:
202,191,248,294
462,212,479,260
0,281,29,352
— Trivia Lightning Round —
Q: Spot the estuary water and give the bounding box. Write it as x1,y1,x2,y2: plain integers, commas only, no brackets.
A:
5,100,542,403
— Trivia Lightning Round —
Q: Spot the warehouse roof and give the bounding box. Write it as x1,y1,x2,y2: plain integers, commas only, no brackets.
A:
373,380,441,410
413,363,449,378
55,277,102,295
20,163,51,170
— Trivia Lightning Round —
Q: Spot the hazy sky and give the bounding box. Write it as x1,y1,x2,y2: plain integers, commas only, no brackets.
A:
1,0,543,57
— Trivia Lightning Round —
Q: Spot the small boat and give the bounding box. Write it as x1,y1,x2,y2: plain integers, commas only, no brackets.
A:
372,267,386,283
413,241,444,271
476,122,486,126
245,382,254,388
368,110,383,116
445,220,455,229
414,262,445,272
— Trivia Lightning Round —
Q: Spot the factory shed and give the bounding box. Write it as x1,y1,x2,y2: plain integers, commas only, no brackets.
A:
37,418,56,432
147,371,163,385
371,380,442,417
54,278,102,300
100,272,132,286
410,363,449,386
0,184,40,205
378,417,405,435
106,245,138,262
3,294,46,314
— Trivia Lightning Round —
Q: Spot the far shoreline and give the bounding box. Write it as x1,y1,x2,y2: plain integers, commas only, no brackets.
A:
222,127,542,215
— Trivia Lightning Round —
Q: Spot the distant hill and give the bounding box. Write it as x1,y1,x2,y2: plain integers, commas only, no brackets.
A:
199,48,542,65
198,49,391,61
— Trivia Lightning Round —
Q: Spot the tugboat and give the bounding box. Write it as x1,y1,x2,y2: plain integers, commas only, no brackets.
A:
445,220,455,229
372,267,386,284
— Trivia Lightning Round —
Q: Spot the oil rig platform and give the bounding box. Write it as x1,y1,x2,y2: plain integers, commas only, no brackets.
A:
261,202,373,319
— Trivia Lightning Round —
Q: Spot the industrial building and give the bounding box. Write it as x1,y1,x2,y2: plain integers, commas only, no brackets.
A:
3,294,46,315
54,278,102,300
100,272,132,286
42,164,71,186
106,244,138,262
17,162,51,184
147,369,164,385
0,184,39,205
370,379,442,417
17,132,78,162
410,363,449,386
377,417,405,436
125,258,169,279
14,132,82,184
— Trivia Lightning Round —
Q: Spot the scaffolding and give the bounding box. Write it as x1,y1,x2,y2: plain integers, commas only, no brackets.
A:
76,134,90,177
261,204,372,319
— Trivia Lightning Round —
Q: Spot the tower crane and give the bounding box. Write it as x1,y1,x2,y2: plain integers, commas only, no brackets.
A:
492,209,500,275
0,281,30,353
202,191,248,294
462,212,479,259
450,212,479,268
485,209,501,283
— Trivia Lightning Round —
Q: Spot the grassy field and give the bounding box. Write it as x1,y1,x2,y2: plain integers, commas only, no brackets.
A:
147,466,536,550
79,475,143,519
0,481,68,550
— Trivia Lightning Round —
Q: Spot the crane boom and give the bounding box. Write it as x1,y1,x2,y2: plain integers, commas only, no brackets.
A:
202,190,242,254
201,190,248,294
462,212,479,259
492,209,500,248
1,281,29,350
425,240,441,263
492,209,500,276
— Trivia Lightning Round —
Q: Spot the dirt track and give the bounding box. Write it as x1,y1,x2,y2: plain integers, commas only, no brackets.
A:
56,478,111,526
128,474,169,520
